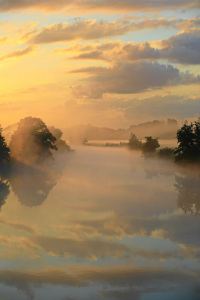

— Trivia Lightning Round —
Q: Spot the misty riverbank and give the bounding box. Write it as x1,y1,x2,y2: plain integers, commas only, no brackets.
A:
83,138,178,148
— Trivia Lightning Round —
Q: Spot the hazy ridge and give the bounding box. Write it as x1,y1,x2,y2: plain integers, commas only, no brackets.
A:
63,119,179,143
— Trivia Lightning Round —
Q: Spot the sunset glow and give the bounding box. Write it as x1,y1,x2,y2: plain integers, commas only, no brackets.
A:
0,0,199,128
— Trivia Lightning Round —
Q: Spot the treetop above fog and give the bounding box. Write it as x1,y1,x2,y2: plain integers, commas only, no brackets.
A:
9,117,58,165
175,121,200,163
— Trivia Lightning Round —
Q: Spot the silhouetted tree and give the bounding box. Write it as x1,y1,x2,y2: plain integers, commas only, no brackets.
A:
174,121,200,163
142,136,160,154
0,179,10,210
128,133,142,150
0,127,10,163
10,117,57,165
175,175,200,215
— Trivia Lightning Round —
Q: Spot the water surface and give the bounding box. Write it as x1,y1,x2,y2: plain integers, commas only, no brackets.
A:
0,147,199,300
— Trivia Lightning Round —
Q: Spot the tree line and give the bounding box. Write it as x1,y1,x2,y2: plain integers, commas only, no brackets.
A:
128,120,200,164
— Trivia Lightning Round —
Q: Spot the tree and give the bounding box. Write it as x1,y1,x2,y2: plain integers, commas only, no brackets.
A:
142,136,160,154
0,127,10,163
10,117,57,165
128,133,142,150
174,121,200,163
158,147,175,159
49,126,71,152
167,118,178,127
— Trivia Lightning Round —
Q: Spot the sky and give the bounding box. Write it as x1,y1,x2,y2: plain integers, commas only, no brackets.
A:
0,0,200,128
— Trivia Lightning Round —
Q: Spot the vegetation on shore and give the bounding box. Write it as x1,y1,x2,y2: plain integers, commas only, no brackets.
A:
128,120,200,164
0,117,72,210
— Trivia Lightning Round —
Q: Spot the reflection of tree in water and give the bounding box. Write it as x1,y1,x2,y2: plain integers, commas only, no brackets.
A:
175,175,200,216
10,166,57,207
0,179,10,210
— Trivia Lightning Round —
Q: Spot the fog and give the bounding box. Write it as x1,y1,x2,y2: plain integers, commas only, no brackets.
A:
0,145,199,300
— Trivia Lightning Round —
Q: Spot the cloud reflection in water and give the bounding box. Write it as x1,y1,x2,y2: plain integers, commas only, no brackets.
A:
0,147,199,300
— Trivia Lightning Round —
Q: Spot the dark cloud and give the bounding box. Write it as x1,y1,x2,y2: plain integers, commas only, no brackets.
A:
161,29,200,64
71,62,200,98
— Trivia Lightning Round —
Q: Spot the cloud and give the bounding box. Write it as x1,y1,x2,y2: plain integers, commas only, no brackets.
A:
31,235,132,260
54,211,200,249
0,45,38,62
123,95,200,120
30,18,182,44
160,29,200,64
0,0,199,13
102,289,142,300
69,66,108,74
0,265,199,300
0,265,197,291
62,93,200,130
70,50,105,61
24,233,195,261
0,235,13,246
0,219,37,235
61,28,200,65
68,41,160,62
0,35,8,45
71,61,200,98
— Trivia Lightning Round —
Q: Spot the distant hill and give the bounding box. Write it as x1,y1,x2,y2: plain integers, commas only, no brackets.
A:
63,119,179,143
3,119,179,145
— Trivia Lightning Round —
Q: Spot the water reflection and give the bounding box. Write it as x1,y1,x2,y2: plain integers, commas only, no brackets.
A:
0,147,199,300
0,157,64,209
0,179,10,210
0,162,11,210
10,166,57,207
175,174,200,216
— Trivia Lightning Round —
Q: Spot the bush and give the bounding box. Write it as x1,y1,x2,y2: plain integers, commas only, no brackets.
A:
128,133,142,150
158,147,175,159
142,136,160,154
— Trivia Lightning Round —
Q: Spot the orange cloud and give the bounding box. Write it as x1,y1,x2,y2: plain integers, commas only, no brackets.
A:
30,18,182,44
0,45,38,62
0,0,199,13
58,28,200,65
0,35,8,45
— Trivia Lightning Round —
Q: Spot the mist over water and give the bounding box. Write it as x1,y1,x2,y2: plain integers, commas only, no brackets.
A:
0,146,199,300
